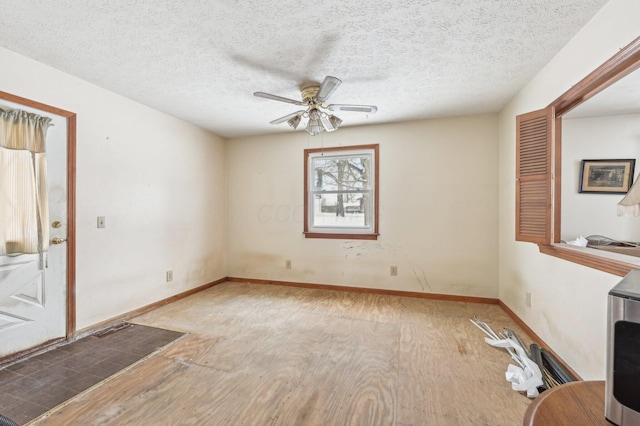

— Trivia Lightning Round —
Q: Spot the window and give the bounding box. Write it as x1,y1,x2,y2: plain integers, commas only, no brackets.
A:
515,35,640,276
304,144,379,239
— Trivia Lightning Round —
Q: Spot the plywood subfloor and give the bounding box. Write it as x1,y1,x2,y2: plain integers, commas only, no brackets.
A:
31,282,532,425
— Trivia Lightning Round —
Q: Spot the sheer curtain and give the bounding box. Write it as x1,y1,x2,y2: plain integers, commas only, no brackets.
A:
0,106,52,266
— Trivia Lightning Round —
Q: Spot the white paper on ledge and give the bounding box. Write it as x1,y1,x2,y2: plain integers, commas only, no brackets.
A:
565,235,588,247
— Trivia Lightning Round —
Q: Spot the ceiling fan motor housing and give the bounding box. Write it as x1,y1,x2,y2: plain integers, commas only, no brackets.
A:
301,85,320,104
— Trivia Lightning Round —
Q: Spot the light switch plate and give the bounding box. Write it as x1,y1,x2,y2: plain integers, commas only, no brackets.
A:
97,216,106,228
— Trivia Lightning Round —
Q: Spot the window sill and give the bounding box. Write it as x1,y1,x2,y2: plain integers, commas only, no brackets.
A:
304,232,379,240
539,243,640,277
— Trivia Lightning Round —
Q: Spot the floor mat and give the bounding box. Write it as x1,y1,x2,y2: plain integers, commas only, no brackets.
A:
0,324,183,425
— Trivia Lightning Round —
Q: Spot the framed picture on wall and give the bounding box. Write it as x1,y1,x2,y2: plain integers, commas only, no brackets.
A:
579,159,636,194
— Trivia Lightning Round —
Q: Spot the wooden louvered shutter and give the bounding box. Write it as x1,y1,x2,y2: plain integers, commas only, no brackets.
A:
516,107,556,244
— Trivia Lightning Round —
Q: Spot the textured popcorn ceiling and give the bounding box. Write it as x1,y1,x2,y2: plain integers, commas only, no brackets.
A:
0,0,609,138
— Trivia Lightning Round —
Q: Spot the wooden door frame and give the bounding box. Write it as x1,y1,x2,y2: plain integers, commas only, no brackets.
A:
0,90,77,340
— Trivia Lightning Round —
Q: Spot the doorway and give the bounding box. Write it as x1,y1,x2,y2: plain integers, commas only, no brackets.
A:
0,91,76,360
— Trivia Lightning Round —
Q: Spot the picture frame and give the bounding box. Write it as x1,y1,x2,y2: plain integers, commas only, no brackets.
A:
579,159,636,194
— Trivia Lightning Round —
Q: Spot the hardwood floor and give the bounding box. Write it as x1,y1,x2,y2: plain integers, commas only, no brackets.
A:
31,282,532,425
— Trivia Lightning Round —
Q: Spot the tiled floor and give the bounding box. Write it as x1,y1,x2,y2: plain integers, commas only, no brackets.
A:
0,324,183,425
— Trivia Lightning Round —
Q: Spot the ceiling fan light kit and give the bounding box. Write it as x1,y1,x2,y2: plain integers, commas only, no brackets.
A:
254,76,377,136
287,115,301,130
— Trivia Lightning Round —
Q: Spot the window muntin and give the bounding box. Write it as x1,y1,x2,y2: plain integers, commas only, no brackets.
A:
304,145,378,239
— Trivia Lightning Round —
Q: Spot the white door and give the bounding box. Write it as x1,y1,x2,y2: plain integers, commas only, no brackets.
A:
0,102,68,358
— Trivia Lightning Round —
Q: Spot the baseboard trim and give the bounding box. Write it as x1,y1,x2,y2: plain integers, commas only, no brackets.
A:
9,275,579,383
75,277,227,339
498,300,582,381
227,277,500,304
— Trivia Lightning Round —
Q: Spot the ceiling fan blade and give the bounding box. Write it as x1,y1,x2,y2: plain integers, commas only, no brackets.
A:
254,92,306,106
327,104,378,113
269,110,306,125
316,76,342,102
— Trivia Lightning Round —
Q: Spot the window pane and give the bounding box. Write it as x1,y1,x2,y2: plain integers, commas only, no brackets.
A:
313,156,370,192
304,144,378,239
311,193,370,228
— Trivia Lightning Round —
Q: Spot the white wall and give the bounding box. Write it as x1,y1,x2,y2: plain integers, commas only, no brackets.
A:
228,115,499,297
562,113,640,242
498,0,640,379
0,47,227,330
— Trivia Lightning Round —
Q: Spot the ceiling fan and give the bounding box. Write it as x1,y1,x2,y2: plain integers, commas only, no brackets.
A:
254,76,378,136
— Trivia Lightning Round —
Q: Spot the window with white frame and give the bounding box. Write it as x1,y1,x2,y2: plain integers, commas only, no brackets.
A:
304,144,379,239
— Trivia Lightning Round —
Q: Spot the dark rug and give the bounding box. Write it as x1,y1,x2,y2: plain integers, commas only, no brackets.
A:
0,324,183,425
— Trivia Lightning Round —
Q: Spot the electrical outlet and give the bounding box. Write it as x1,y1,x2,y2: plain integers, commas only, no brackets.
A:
166,270,173,282
526,291,532,308
390,265,398,276
285,260,292,269
97,216,106,228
